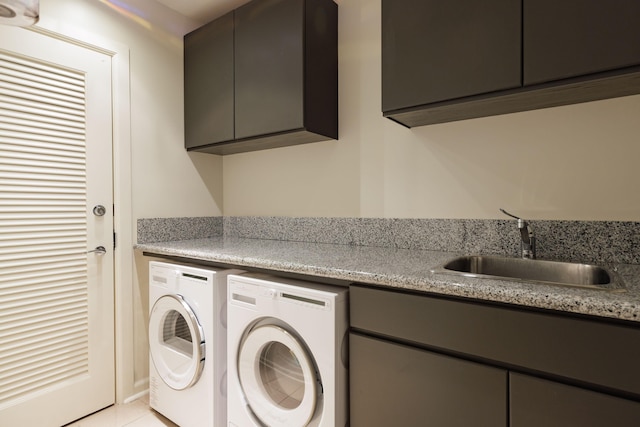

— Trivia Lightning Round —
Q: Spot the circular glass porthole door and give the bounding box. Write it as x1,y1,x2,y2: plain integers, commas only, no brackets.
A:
238,324,319,427
149,294,205,390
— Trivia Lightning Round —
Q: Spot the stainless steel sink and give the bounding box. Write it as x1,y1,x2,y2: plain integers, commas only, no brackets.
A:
431,255,624,291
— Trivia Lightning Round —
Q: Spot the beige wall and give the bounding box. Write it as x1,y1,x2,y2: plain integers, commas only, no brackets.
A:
223,0,640,222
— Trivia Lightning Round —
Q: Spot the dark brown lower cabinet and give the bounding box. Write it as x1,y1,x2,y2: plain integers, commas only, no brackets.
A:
350,284,640,426
350,333,508,427
510,373,640,427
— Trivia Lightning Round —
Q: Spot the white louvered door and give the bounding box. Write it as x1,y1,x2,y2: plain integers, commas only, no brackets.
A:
0,25,115,427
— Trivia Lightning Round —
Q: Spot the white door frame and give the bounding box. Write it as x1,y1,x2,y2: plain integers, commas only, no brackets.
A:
28,17,134,404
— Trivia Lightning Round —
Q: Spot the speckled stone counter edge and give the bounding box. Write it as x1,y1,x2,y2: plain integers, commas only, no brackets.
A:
137,216,640,265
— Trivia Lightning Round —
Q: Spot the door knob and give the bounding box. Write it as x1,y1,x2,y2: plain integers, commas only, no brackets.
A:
93,205,106,216
88,246,107,255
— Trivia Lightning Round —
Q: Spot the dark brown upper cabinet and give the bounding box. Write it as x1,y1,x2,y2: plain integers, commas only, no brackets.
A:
383,0,640,128
184,0,338,155
184,12,234,150
524,0,640,85
382,0,521,113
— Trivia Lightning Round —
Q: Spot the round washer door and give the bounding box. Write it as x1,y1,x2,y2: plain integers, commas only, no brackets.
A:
238,324,319,427
149,294,205,390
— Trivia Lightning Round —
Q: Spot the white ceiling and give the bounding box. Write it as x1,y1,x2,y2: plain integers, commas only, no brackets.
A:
153,0,250,24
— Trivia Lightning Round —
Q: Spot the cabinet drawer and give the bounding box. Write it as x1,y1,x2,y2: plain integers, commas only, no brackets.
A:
510,373,640,427
350,285,640,396
350,332,507,427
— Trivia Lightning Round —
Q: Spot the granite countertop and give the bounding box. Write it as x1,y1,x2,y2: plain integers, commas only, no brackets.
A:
136,236,640,324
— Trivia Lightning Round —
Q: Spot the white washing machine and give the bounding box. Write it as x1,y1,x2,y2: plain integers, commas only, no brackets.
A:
227,273,349,427
148,261,243,427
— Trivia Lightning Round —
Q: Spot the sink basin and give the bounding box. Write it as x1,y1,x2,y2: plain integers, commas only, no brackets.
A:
431,255,624,291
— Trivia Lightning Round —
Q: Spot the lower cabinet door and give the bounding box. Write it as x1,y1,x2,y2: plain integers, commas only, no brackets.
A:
350,333,508,427
510,373,640,427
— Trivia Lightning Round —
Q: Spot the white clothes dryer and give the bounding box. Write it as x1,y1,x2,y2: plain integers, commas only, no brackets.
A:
227,273,349,427
148,261,243,427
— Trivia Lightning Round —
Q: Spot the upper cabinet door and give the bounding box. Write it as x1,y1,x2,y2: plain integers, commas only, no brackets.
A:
235,0,304,140
524,0,640,86
184,0,336,155
382,0,521,113
184,12,234,149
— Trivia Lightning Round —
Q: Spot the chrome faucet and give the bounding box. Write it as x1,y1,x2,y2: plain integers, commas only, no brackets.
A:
500,208,536,259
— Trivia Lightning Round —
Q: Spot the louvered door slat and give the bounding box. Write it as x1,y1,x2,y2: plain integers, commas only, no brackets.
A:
0,47,90,407
0,314,87,347
0,65,85,98
0,305,86,334
2,350,88,388
1,141,85,158
1,254,85,272
0,332,87,361
0,219,82,229
0,316,85,352
1,280,86,302
0,182,84,193
0,108,85,130
1,245,85,261
0,95,85,121
0,128,85,144
0,340,87,374
0,258,84,276
1,363,88,403
1,274,85,294
0,52,84,84
0,141,84,158
0,83,85,111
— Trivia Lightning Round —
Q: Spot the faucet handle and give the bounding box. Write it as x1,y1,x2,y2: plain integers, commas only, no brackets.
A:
500,208,532,230
499,208,522,221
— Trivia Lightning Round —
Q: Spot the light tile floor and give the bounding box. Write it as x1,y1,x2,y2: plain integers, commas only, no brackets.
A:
65,395,177,427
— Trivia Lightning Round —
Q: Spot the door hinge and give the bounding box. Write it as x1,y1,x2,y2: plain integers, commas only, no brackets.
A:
112,203,116,250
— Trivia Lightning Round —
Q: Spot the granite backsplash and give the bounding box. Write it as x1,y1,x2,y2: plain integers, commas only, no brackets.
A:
137,216,640,265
